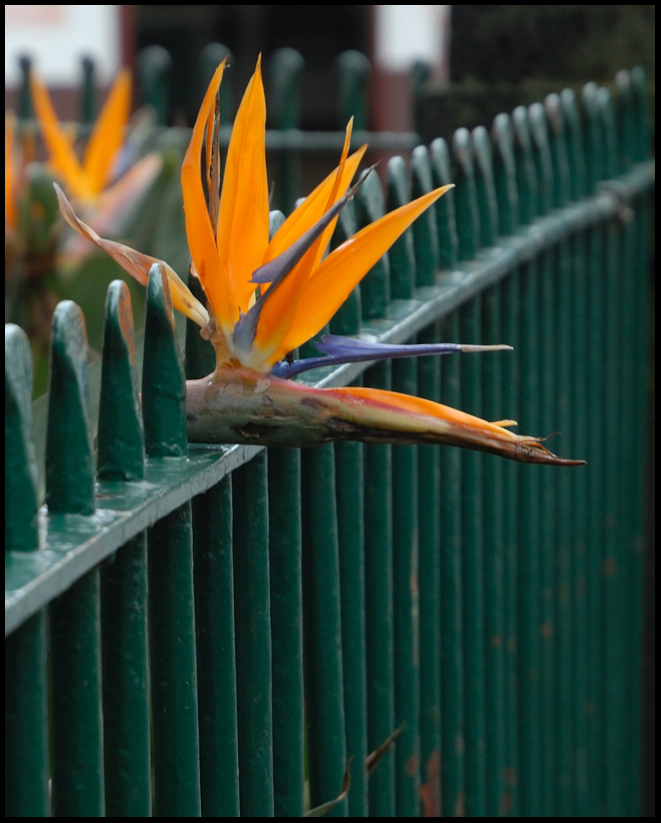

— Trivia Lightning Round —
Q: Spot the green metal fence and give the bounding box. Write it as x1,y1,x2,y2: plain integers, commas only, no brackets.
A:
5,65,653,817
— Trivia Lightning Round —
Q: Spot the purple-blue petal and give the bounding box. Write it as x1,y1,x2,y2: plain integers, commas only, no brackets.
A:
270,334,511,379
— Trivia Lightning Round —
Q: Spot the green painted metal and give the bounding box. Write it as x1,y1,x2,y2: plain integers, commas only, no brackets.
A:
302,444,348,817
416,323,442,817
430,137,459,269
529,104,558,818
460,297,487,818
336,50,370,131
472,126,499,248
46,301,95,514
268,448,305,817
98,281,145,481
232,451,275,816
198,43,234,123
439,310,466,817
514,106,542,817
583,83,609,816
98,281,150,817
143,265,188,458
455,132,488,817
332,217,368,815
631,66,650,162
598,86,630,818
50,569,105,816
143,267,201,816
4,64,654,819
5,325,39,552
269,47,305,214
475,126,507,817
413,160,442,815
356,169,390,319
392,355,421,815
335,437,368,816
363,360,395,817
44,299,104,816
137,45,171,126
185,273,216,381
411,145,440,285
80,56,95,124
492,110,521,818
387,155,417,300
453,128,481,260
5,612,49,817
192,477,240,815
387,153,421,814
547,96,576,816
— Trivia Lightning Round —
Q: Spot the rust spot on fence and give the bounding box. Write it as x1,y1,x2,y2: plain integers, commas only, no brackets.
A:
540,622,553,639
500,791,513,815
406,753,420,775
603,556,617,577
491,634,502,648
504,766,517,786
420,748,441,817
454,790,466,817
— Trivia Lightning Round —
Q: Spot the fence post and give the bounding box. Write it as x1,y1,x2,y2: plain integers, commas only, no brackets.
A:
98,281,151,817
560,86,591,816
138,45,171,125
143,265,201,816
548,96,576,815
269,47,304,213
198,43,233,124
511,105,543,817
412,143,443,817
387,155,421,816
454,126,488,817
491,110,521,817
336,50,370,130
268,448,305,816
329,199,369,816
47,301,104,817
232,451,275,816
476,123,511,817
356,170,391,319
5,325,48,818
430,138,459,270
302,445,348,816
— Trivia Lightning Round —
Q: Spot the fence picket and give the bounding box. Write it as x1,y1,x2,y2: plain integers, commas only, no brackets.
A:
4,59,653,819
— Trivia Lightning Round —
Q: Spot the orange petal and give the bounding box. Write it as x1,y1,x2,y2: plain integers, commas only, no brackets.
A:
265,184,454,364
205,99,215,192
55,183,209,327
5,113,17,229
82,69,131,196
216,55,270,314
181,59,233,328
29,72,91,200
265,143,367,265
245,126,364,368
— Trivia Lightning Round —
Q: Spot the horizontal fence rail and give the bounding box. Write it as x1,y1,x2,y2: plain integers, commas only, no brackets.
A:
5,66,654,817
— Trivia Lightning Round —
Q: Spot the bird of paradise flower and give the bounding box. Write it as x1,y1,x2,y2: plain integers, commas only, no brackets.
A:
29,68,162,249
55,57,584,466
